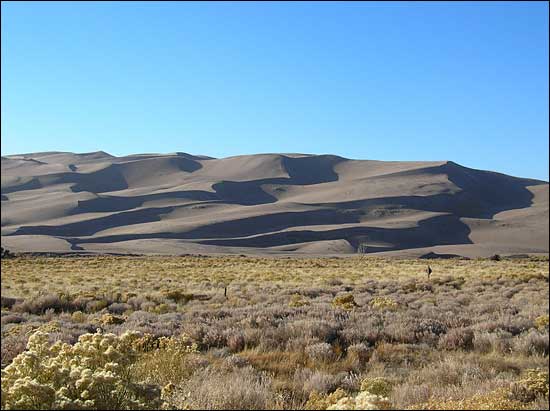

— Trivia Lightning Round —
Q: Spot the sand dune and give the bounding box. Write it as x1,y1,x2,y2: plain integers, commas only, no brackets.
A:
1,151,548,257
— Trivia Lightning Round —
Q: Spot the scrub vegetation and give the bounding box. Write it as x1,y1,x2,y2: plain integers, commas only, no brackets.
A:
1,255,548,409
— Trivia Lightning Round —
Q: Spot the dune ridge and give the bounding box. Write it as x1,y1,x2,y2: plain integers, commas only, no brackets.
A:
1,151,548,257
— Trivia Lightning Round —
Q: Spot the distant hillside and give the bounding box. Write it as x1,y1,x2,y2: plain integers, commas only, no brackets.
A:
1,151,548,257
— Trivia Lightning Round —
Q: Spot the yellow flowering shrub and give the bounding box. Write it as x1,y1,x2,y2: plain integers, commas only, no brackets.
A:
1,330,162,410
360,377,393,397
304,380,393,410
327,392,392,410
305,388,347,410
509,368,549,403
289,294,311,307
369,297,398,311
71,311,88,323
534,315,549,331
93,313,125,326
332,294,358,311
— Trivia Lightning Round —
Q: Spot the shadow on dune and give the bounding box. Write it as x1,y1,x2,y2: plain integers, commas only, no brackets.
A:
13,207,174,237
308,162,546,219
58,214,471,253
1,156,204,196
196,214,472,251
14,208,362,240
73,191,219,213
210,155,345,205
1,178,43,194
65,154,345,212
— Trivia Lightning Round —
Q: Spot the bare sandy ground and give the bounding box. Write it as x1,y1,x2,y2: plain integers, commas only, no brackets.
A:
1,151,548,258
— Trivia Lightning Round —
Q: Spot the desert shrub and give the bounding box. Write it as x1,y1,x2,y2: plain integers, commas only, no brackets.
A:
515,330,549,356
306,342,335,362
1,330,162,410
409,388,528,410
1,313,26,326
346,343,371,364
13,294,77,315
361,377,394,397
171,366,275,410
224,354,250,369
534,315,549,331
1,334,28,369
224,329,246,352
369,297,398,311
1,296,18,309
310,383,393,410
438,328,474,351
305,388,347,409
414,319,447,338
93,313,126,326
202,327,226,349
302,371,341,395
332,294,357,311
85,299,110,313
383,319,418,344
289,294,311,307
390,382,431,409
484,330,515,354
288,319,341,344
108,303,131,315
127,296,149,311
370,343,429,368
162,289,187,304
70,310,88,323
132,333,198,388
473,332,493,354
509,369,549,403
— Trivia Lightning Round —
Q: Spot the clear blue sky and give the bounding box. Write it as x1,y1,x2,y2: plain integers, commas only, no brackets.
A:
1,1,548,180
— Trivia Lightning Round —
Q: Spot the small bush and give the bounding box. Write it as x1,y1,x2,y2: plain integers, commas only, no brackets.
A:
225,330,246,352
516,330,549,356
70,311,88,323
94,313,126,326
306,342,335,362
108,302,131,315
346,343,371,364
361,377,393,397
534,315,549,331
438,328,474,351
162,289,194,304
1,296,17,309
1,313,26,326
370,296,398,311
289,294,311,307
85,299,110,313
332,294,358,311
305,388,347,410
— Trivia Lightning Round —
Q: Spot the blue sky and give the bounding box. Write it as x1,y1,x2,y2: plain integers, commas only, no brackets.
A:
1,1,548,180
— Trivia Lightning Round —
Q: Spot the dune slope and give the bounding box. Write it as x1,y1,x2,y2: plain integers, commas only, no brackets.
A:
1,151,548,257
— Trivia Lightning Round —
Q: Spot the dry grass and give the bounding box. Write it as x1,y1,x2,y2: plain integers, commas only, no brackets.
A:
1,254,548,409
